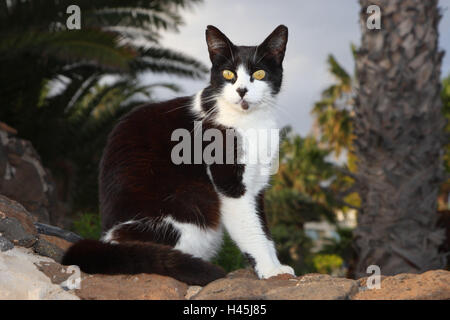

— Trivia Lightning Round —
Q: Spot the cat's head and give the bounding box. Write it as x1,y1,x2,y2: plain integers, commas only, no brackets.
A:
205,25,288,113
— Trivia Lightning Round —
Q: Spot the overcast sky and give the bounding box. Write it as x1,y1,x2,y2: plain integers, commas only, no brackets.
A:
141,0,450,136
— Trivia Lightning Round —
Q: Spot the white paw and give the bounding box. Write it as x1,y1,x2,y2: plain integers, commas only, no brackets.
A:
258,265,296,279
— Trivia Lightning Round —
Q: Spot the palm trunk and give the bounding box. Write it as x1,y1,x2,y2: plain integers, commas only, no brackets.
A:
353,0,447,278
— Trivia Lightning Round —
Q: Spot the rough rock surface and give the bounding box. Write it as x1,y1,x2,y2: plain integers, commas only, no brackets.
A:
354,270,450,300
0,217,37,247
35,260,75,285
263,274,359,300
75,274,189,300
192,270,358,300
0,193,449,300
0,195,37,235
0,123,64,225
0,247,78,299
39,234,72,251
33,238,65,263
0,235,14,252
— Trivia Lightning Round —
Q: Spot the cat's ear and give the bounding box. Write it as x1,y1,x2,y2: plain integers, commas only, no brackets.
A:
258,25,288,65
205,25,234,63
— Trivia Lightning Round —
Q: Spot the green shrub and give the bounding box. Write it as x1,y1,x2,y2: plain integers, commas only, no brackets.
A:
313,254,343,274
212,232,247,273
72,212,102,240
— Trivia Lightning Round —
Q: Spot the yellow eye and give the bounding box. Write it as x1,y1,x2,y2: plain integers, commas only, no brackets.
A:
253,70,266,80
222,70,235,80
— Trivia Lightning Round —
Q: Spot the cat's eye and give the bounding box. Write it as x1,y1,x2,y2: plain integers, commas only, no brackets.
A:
222,70,235,80
252,70,266,80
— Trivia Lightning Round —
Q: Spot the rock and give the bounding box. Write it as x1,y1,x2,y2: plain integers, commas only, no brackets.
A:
185,286,203,299
0,235,14,252
0,123,65,226
0,194,37,235
226,268,258,280
353,270,450,300
0,195,74,256
264,274,358,300
0,246,78,299
33,238,65,263
193,278,272,300
39,234,72,251
0,217,37,247
34,261,75,285
0,197,448,301
0,246,449,300
193,275,297,300
267,272,297,281
34,222,82,243
193,272,357,300
75,273,188,300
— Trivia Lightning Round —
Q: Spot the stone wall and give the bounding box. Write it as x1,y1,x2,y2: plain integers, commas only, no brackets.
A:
0,122,66,226
1,193,449,300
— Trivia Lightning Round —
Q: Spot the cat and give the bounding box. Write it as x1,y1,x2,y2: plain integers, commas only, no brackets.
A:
62,25,295,286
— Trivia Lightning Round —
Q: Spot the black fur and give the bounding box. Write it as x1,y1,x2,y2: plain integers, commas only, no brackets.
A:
62,240,225,286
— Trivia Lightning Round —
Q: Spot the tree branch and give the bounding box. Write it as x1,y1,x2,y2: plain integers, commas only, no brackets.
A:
334,165,359,181
336,184,359,199
333,197,360,211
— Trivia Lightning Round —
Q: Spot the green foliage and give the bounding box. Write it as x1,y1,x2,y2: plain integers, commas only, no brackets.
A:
311,52,354,157
212,232,247,273
319,227,355,267
310,48,360,211
73,213,102,240
313,254,343,274
270,224,316,274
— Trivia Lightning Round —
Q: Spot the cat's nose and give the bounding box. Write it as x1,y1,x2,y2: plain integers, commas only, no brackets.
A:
236,87,248,98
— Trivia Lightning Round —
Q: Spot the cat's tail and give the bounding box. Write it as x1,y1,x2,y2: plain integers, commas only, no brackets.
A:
61,239,226,286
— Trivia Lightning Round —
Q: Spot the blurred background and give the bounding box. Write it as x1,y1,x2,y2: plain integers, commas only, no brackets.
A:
0,0,449,278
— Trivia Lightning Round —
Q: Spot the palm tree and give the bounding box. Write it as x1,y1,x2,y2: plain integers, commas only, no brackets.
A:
311,51,355,158
352,0,447,277
440,75,450,211
0,0,207,221
0,0,206,136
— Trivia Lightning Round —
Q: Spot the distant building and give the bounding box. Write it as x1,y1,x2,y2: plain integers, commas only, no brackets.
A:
305,209,357,252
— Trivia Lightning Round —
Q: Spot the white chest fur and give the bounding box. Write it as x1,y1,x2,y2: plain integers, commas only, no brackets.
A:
214,97,279,196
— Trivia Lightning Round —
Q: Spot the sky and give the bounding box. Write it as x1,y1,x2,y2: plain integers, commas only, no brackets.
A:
141,0,450,136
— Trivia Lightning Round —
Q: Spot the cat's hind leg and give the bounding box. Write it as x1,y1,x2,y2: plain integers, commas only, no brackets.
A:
100,218,180,247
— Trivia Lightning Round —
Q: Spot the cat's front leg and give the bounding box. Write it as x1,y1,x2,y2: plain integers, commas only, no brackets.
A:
220,194,295,279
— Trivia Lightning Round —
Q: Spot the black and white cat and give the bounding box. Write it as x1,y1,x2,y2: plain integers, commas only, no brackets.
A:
62,25,295,285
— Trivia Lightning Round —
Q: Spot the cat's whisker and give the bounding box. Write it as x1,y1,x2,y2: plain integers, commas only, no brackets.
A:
164,103,190,114
190,103,218,134
261,98,293,119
